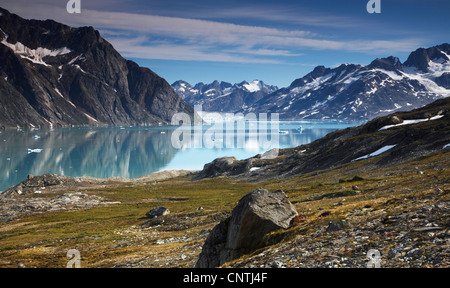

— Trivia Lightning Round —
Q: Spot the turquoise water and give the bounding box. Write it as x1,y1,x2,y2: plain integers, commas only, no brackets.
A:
0,120,361,191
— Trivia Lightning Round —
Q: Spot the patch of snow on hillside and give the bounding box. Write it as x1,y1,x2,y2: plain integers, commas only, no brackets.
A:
379,115,444,131
373,69,404,81
352,145,397,162
291,73,335,97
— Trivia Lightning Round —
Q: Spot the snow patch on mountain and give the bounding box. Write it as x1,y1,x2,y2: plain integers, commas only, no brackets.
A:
1,32,71,66
243,80,263,92
172,80,278,112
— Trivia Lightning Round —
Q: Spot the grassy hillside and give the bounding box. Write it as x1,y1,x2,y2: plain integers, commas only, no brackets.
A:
0,147,448,268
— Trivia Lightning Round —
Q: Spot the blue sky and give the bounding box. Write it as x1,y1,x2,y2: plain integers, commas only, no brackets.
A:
1,0,449,87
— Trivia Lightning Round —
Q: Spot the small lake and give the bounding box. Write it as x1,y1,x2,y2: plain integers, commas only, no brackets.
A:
0,120,362,191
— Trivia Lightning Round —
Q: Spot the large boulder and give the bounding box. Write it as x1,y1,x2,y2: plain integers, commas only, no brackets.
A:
146,206,170,218
196,188,298,268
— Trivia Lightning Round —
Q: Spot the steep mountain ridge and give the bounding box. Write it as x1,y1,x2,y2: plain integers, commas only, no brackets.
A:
172,79,278,112
0,7,194,129
242,44,450,120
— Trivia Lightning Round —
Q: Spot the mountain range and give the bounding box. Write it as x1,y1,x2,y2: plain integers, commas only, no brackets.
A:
242,44,450,120
174,44,450,121
172,80,278,113
0,7,194,129
1,7,449,128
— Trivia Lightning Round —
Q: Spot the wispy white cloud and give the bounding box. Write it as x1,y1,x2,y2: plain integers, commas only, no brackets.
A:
109,37,284,64
0,1,426,64
78,8,423,62
187,6,360,29
236,49,303,57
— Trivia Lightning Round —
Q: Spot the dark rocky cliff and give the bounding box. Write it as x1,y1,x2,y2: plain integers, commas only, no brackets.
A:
0,7,194,128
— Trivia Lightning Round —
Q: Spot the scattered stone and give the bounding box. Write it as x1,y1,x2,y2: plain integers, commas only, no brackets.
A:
0,192,116,222
326,221,345,233
271,260,285,268
146,206,170,219
413,226,444,232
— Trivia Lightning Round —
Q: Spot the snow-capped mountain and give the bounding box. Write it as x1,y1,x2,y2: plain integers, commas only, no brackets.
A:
172,80,278,112
242,43,450,120
0,8,194,129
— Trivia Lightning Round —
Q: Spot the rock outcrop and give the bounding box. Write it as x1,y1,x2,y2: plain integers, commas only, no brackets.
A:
192,157,238,180
196,188,298,268
0,192,117,222
0,174,79,198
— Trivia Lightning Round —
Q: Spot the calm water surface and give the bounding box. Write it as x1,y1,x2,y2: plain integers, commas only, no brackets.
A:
0,120,362,191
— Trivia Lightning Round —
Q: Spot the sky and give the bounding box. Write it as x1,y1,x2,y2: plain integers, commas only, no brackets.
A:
1,0,449,87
